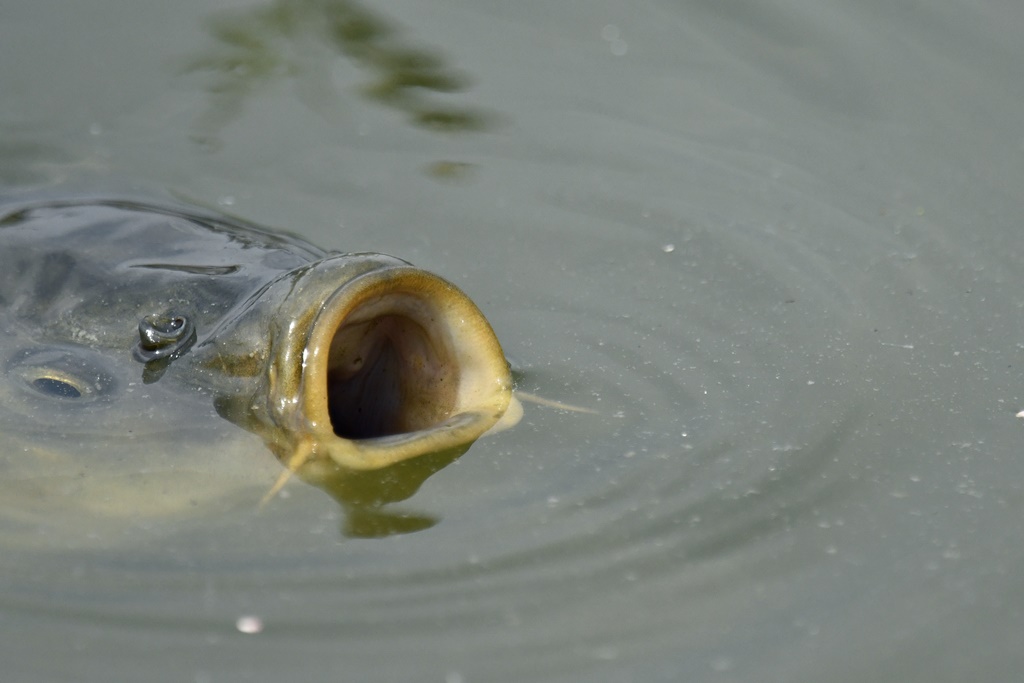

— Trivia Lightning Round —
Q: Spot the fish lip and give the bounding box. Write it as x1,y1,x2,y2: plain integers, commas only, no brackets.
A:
297,265,513,471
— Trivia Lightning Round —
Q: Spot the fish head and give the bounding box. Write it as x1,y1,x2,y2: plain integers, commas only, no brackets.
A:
207,251,517,479
0,198,518,537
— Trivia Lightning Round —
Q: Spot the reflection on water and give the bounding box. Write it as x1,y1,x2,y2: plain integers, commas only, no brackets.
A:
183,0,493,147
0,138,74,186
296,445,465,537
0,130,109,188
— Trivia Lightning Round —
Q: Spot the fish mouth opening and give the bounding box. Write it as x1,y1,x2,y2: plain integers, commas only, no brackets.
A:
305,267,512,470
326,298,459,439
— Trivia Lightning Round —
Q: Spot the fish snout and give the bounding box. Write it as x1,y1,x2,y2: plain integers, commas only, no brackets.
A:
281,263,514,472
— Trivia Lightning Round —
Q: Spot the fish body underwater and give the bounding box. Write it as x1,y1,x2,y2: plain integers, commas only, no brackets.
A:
0,193,515,540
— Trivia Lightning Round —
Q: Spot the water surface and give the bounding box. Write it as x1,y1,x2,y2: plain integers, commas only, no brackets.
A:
2,0,1024,681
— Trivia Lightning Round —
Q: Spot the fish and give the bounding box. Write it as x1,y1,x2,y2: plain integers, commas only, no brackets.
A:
0,193,518,537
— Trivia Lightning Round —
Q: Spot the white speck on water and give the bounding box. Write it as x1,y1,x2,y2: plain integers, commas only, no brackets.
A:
662,243,676,253
711,657,735,672
879,341,915,349
235,615,263,634
217,195,236,207
72,328,100,344
1016,410,1024,419
600,24,628,55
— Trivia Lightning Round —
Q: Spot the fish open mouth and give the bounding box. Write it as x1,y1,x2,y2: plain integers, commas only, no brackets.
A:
326,293,460,439
298,266,514,471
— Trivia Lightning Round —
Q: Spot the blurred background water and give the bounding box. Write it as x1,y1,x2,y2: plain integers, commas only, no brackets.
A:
2,0,1024,681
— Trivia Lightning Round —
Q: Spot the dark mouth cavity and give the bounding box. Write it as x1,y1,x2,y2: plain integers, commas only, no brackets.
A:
325,296,458,440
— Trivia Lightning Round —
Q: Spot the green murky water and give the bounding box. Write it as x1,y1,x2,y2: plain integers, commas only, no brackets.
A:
3,1,1024,681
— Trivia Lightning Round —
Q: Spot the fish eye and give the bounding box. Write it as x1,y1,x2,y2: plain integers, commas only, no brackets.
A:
31,375,84,399
6,347,117,404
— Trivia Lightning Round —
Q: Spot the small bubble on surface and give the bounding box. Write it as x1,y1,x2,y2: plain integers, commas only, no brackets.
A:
235,615,263,634
600,24,628,55
711,657,735,672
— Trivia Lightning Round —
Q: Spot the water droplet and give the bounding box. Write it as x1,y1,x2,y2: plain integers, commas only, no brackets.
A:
711,657,734,672
235,615,263,634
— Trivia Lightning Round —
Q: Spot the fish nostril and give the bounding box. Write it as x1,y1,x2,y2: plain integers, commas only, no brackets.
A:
134,312,197,363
